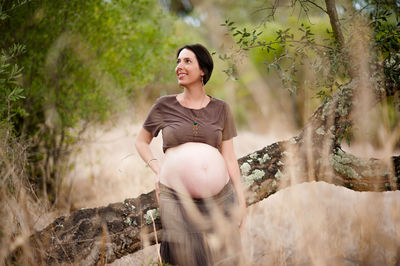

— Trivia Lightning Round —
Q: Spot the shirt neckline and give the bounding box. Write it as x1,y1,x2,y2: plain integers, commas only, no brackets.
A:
174,94,213,110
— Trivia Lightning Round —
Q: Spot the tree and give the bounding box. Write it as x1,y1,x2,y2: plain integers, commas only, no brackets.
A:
0,0,180,204
8,0,400,264
1,0,182,263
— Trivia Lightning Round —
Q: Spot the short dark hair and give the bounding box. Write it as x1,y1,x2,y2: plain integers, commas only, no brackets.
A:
177,44,214,85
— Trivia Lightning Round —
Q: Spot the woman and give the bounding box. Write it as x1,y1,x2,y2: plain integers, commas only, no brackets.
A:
135,44,246,265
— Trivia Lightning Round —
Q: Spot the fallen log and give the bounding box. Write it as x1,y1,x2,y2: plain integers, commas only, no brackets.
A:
28,140,399,265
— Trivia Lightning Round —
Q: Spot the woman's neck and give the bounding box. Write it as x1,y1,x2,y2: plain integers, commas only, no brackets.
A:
179,84,208,109
182,84,205,101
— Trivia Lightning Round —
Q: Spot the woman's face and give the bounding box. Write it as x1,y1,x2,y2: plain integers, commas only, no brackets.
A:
175,48,204,87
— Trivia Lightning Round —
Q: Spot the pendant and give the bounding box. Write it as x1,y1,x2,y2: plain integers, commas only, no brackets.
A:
193,122,199,136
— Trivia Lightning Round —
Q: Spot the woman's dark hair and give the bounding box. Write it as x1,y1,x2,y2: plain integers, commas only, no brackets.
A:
177,44,214,85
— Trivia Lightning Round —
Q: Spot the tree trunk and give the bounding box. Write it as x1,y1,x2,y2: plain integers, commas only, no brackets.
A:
325,0,345,49
25,87,400,264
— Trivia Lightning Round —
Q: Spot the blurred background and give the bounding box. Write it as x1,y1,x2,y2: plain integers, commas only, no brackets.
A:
1,0,399,264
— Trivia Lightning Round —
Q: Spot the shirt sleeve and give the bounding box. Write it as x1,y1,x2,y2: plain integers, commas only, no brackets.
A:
222,102,237,140
143,98,164,137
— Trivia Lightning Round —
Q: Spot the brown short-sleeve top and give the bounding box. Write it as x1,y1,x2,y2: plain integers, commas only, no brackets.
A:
143,95,237,152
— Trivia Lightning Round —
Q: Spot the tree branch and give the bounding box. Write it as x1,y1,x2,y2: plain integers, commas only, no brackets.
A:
241,39,334,54
325,0,345,49
304,0,327,13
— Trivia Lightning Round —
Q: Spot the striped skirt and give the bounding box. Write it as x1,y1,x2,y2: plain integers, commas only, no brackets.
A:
159,180,242,266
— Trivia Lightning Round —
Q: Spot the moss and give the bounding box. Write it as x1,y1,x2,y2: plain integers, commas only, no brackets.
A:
361,169,375,177
336,87,353,118
321,100,334,121
144,209,160,225
124,217,137,226
243,169,265,187
249,152,258,159
327,125,336,139
274,169,283,179
124,217,132,225
332,153,352,164
321,83,353,121
334,162,361,180
316,126,326,135
336,148,367,167
330,152,361,180
258,153,271,164
124,202,136,211
240,162,251,176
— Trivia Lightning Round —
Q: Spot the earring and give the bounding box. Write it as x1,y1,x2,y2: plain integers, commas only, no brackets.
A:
201,75,204,87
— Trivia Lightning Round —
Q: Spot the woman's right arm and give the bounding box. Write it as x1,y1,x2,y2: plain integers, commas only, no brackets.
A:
135,127,161,200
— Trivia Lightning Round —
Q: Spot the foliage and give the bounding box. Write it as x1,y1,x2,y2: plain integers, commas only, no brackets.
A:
369,1,400,99
221,0,400,104
0,44,26,133
0,0,180,204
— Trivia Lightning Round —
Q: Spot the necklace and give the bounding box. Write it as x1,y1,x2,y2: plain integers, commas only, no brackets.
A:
183,94,207,136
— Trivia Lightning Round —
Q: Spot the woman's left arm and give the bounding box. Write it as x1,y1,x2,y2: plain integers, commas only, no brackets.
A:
221,138,247,230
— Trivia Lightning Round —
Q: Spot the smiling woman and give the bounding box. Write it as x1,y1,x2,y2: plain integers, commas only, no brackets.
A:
135,44,246,265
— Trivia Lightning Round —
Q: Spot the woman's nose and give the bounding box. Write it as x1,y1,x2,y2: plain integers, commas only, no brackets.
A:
176,63,183,72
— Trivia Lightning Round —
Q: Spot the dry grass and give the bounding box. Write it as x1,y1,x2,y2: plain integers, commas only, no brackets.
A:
1,112,399,265
55,117,400,265
0,130,41,264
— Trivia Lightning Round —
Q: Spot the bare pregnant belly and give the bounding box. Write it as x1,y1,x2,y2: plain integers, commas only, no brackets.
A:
159,142,230,198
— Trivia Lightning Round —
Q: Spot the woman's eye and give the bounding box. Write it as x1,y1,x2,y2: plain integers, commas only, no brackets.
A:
176,58,191,64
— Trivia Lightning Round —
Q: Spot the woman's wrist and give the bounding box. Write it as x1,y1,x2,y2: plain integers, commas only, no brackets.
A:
146,158,157,167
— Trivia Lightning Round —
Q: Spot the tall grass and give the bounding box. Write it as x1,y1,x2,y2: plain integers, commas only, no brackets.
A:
0,128,37,264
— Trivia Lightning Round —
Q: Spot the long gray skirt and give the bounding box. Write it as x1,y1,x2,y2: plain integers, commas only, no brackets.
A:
159,180,242,266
